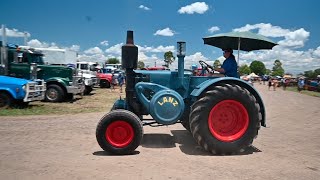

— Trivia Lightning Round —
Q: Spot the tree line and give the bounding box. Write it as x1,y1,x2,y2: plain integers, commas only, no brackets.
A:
104,54,319,79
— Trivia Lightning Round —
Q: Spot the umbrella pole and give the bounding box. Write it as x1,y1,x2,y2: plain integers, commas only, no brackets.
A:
237,37,241,65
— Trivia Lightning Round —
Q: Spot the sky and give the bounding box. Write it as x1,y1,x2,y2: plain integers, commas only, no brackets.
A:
1,0,319,75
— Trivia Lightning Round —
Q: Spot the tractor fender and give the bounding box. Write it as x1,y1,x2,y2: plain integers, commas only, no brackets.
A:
190,77,266,127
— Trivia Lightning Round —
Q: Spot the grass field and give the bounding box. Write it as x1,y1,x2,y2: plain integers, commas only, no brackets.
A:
0,87,120,116
286,86,320,97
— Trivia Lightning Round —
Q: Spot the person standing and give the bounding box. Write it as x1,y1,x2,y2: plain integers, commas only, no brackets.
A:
298,78,305,92
268,78,272,90
117,72,125,93
214,48,239,78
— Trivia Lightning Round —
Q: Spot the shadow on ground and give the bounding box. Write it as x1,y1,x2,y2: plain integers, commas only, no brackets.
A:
93,150,140,156
141,130,262,156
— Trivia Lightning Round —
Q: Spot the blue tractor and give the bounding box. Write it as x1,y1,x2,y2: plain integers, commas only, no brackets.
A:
96,31,266,155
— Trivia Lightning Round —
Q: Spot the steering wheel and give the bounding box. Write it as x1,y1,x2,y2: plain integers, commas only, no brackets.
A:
199,60,214,74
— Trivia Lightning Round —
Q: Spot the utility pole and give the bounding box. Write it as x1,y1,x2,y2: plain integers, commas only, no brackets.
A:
24,32,28,46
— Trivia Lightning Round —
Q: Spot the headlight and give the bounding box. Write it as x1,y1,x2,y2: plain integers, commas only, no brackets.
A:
22,85,26,91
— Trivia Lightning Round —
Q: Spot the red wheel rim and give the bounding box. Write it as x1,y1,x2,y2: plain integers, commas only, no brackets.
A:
105,121,134,148
208,100,249,142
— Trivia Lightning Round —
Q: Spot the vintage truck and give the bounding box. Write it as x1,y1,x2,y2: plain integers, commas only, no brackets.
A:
76,61,98,94
0,75,46,108
0,42,85,102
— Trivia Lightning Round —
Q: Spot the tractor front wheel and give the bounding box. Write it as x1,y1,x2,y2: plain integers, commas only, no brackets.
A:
190,83,261,155
96,110,143,155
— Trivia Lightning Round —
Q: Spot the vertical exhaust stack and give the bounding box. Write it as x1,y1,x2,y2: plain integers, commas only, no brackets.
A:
121,31,138,111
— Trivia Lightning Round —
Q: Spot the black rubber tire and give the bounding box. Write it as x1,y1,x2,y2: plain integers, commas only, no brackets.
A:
66,93,74,101
180,108,191,132
0,92,13,109
14,100,29,108
96,110,144,155
190,83,261,155
83,86,93,95
100,80,111,88
45,84,65,102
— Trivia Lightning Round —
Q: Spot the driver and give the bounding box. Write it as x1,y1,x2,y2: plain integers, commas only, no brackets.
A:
214,48,239,78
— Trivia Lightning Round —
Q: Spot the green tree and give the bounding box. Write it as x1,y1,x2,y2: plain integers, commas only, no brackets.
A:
239,64,251,76
314,68,320,76
271,59,285,76
213,60,221,68
163,51,175,68
106,58,120,64
249,60,266,75
137,61,145,69
304,70,316,78
265,69,271,75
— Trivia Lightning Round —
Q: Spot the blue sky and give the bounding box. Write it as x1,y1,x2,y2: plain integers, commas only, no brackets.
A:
1,0,319,74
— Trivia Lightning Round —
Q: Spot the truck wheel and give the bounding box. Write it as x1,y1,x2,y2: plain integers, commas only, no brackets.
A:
190,83,261,155
100,80,111,88
180,108,191,132
0,92,12,109
45,84,65,102
96,110,143,155
84,86,93,95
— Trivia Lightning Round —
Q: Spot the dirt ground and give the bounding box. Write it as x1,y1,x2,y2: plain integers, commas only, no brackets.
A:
0,83,319,180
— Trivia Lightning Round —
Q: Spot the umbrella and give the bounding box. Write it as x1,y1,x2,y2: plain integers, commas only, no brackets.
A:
203,31,278,64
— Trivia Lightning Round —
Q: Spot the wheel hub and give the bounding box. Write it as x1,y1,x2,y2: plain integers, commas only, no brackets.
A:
105,121,134,148
208,100,249,142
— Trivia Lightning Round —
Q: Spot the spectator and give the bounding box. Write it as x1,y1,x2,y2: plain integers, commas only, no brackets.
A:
268,78,272,90
298,78,305,93
110,73,117,91
117,73,125,93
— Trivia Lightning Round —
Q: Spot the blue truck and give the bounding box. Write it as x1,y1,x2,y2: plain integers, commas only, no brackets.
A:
0,75,46,109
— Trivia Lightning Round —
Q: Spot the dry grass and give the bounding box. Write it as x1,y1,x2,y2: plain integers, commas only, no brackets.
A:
0,87,122,116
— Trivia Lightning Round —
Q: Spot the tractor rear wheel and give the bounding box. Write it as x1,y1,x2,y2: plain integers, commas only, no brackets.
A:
96,110,143,155
180,108,191,132
190,83,261,155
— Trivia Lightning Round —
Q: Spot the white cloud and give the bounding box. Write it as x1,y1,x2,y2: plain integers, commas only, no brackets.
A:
77,54,108,64
170,52,209,70
27,39,80,52
139,5,151,11
154,28,175,36
178,2,209,14
208,26,220,33
233,23,310,48
105,43,123,55
237,45,320,74
66,45,80,52
138,52,164,68
0,27,31,37
84,47,103,54
100,40,109,46
313,46,320,57
27,39,59,48
233,23,289,37
278,28,310,48
138,45,175,53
